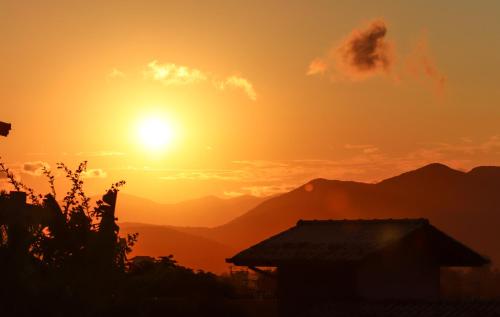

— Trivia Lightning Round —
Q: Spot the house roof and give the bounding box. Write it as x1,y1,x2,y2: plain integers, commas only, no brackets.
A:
226,218,489,267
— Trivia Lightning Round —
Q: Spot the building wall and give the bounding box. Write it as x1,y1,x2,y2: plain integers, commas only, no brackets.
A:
354,228,442,300
276,263,358,316
274,232,446,316
277,263,357,301
356,256,440,300
276,251,440,316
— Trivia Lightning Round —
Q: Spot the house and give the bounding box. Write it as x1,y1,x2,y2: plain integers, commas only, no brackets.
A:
226,219,490,316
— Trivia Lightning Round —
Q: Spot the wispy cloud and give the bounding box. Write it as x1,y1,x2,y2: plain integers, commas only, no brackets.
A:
145,61,207,85
308,19,395,81
214,76,257,101
307,58,328,76
345,144,380,154
159,169,248,181
223,191,245,198
144,60,257,101
427,136,500,155
107,68,126,80
307,19,447,96
406,31,447,95
118,137,500,198
240,185,295,197
225,138,500,195
82,168,107,179
22,161,50,176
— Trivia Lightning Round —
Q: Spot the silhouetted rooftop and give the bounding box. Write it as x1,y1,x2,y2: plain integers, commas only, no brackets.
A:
227,218,489,267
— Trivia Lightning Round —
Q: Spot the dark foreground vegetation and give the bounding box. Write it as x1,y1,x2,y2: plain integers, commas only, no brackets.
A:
0,160,254,317
0,159,498,317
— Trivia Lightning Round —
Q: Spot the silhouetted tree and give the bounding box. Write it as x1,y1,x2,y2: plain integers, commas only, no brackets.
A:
0,159,250,316
0,159,137,316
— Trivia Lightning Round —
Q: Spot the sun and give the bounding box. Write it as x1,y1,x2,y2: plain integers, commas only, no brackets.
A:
137,116,175,151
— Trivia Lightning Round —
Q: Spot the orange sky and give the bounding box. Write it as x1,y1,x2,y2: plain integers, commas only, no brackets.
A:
1,0,500,202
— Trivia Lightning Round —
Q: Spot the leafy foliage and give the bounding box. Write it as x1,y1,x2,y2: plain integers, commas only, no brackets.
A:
0,159,249,316
0,159,137,315
109,256,246,317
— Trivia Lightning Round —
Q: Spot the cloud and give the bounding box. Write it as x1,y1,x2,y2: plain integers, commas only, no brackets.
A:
345,144,380,154
145,61,207,85
22,161,50,176
307,58,328,76
406,32,447,95
159,169,247,181
338,19,393,77
428,136,500,155
223,191,245,198
128,136,500,198
229,137,500,194
232,160,288,168
308,20,447,97
308,19,395,81
145,60,257,100
214,76,257,101
240,185,295,197
82,169,107,179
108,68,126,80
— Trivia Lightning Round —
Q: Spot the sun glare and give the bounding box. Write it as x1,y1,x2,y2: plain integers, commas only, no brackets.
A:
137,116,174,151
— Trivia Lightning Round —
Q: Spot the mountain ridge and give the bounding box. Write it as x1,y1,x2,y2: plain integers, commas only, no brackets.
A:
113,192,267,227
121,163,500,272
174,163,500,269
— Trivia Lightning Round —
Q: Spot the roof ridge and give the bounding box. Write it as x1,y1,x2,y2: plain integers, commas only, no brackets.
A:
227,218,487,267
297,218,429,226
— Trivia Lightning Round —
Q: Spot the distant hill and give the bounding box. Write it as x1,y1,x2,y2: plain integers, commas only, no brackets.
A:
120,223,235,273
114,194,266,227
177,163,500,267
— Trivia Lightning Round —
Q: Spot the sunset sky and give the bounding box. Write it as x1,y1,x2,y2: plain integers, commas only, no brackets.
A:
1,0,500,203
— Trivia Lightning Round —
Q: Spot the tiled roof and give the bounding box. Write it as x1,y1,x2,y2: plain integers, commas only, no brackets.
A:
227,218,488,267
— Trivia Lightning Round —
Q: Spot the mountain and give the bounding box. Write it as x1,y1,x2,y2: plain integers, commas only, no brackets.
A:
114,194,266,227
177,163,500,267
120,222,235,273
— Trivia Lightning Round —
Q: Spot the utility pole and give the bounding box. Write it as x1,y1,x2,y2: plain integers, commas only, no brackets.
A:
0,121,11,137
